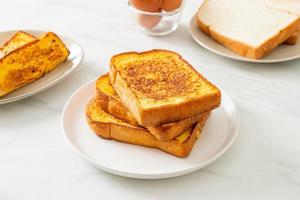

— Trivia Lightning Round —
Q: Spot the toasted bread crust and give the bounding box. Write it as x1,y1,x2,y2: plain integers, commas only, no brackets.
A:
283,32,298,45
138,92,219,126
197,1,300,59
110,49,221,127
86,98,210,157
147,112,205,141
0,32,70,97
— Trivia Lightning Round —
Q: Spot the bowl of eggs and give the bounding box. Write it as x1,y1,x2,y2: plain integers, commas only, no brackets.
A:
129,0,184,36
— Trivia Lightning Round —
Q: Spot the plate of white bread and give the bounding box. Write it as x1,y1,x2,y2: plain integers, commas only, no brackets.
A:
190,0,300,63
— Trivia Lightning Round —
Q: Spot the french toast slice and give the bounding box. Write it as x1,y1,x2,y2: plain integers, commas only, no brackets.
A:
96,74,139,126
0,32,70,97
86,98,210,158
96,74,204,141
0,31,37,59
110,49,221,127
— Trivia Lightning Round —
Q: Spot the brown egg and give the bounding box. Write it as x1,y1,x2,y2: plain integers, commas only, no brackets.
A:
137,14,162,29
131,0,163,12
161,0,182,11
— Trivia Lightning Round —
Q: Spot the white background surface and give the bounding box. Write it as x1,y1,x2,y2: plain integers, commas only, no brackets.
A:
0,0,299,199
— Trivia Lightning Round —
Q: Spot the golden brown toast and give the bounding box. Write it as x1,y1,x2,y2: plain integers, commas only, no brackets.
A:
96,74,204,141
0,31,37,59
86,98,210,158
0,32,70,97
96,74,139,126
110,49,221,127
283,32,298,45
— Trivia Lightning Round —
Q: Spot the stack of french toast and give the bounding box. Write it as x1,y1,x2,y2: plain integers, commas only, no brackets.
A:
86,50,221,157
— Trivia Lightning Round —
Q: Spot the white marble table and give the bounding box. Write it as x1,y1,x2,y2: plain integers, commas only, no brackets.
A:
0,0,299,199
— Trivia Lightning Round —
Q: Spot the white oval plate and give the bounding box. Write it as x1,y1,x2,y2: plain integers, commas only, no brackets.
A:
190,15,300,63
0,30,84,104
62,79,239,179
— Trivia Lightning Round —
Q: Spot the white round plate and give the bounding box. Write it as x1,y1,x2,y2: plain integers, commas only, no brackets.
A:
0,30,84,104
62,79,240,179
190,15,300,63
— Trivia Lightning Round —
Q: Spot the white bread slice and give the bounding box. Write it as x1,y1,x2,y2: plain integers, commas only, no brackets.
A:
197,0,300,59
264,0,300,15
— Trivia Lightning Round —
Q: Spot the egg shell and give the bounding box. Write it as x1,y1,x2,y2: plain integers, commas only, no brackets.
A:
137,14,162,29
161,0,182,11
131,0,163,12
